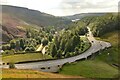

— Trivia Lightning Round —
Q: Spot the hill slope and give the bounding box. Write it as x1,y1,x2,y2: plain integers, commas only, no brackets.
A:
1,5,70,27
59,13,119,78
0,5,70,42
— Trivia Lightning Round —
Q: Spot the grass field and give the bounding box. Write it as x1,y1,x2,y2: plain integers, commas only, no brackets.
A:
59,31,119,78
2,53,52,63
59,60,118,78
1,69,82,78
95,31,119,64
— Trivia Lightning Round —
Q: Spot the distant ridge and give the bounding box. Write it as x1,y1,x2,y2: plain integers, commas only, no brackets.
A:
1,5,70,27
64,13,105,20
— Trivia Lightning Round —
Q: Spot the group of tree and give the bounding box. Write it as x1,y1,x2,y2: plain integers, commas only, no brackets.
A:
2,26,54,52
2,19,89,58
87,13,119,36
2,38,36,52
47,30,81,58
47,20,88,58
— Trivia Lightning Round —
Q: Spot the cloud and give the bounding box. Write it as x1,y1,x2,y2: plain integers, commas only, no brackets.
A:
60,0,118,9
0,0,119,16
59,0,119,15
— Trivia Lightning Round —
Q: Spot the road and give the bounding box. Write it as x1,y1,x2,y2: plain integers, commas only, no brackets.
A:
1,27,111,72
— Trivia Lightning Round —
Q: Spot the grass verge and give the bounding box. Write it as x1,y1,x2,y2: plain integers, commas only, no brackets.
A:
95,31,119,64
59,60,118,78
59,31,119,78
2,53,52,63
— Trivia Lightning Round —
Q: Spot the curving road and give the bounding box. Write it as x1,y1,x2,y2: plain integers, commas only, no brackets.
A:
2,27,111,72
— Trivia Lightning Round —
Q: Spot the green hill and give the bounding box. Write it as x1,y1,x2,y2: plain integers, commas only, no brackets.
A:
88,13,118,37
1,5,70,27
0,5,71,42
59,13,119,78
64,13,105,20
59,30,119,79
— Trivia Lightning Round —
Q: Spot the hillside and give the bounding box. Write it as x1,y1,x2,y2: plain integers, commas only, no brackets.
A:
1,14,27,42
1,5,70,27
1,19,39,42
96,31,119,65
88,13,118,37
59,13,119,78
0,5,70,42
81,13,119,65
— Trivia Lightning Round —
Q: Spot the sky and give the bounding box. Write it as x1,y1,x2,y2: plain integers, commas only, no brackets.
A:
0,0,119,16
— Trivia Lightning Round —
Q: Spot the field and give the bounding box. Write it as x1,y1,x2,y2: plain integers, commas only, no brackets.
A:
59,31,119,78
2,53,52,63
95,31,119,64
1,69,82,78
59,60,118,78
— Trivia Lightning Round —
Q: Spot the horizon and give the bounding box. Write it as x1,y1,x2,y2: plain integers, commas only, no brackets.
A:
0,0,119,16
1,4,116,17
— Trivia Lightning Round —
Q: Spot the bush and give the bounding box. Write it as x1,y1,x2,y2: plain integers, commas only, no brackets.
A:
2,44,10,51
41,38,48,46
9,63,15,69
24,47,30,52
29,46,35,51
10,40,16,49
2,49,15,55
24,46,35,52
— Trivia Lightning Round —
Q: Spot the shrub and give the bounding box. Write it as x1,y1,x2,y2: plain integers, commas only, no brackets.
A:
24,47,30,52
24,46,35,52
41,38,48,46
9,63,15,69
2,44,10,51
2,49,15,55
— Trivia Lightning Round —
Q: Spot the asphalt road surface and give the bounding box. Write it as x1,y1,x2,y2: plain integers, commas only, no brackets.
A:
1,27,111,72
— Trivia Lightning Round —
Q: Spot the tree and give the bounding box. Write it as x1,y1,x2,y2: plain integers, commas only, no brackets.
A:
54,36,59,50
60,38,66,51
9,63,15,69
36,36,41,44
15,40,20,51
65,52,71,58
2,45,10,51
10,40,16,49
2,45,6,51
29,46,35,51
20,38,25,50
64,39,72,54
72,35,80,50
24,47,30,52
48,34,53,42
24,45,35,52
56,50,62,59
75,47,79,55
41,38,48,46
26,30,31,38
50,44,57,57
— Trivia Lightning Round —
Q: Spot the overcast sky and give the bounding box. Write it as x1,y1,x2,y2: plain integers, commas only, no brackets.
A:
0,0,119,16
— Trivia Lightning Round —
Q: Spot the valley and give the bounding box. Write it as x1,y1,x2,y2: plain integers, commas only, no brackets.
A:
0,5,119,79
